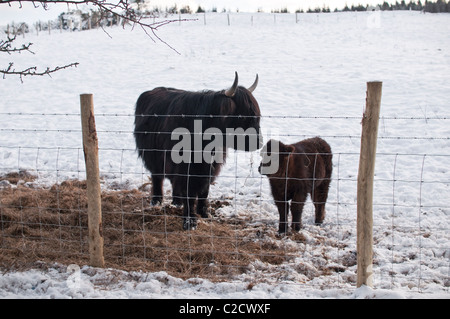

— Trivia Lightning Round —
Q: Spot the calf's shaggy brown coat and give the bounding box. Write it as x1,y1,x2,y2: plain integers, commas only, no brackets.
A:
259,137,332,233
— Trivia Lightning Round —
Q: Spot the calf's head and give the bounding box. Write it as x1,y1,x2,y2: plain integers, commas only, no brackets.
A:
258,139,295,177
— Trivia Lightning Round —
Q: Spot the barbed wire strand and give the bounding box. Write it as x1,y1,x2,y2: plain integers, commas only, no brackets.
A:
1,115,449,291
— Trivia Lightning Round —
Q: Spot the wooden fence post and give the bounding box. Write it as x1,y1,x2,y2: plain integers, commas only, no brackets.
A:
357,81,382,288
80,94,105,268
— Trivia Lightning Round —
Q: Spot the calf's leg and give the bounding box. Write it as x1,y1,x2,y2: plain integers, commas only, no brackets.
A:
275,200,290,234
312,180,330,225
291,192,307,231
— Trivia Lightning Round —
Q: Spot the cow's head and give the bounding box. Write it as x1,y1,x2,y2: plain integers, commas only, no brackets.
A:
221,72,263,152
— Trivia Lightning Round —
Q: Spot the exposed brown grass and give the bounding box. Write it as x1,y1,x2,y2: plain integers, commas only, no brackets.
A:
0,172,299,281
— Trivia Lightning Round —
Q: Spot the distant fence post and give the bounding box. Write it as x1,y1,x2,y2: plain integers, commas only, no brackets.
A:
80,94,105,268
357,81,382,288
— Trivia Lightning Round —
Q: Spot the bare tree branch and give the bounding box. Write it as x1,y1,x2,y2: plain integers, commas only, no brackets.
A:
2,0,193,47
0,34,79,82
1,0,193,81
0,62,79,82
0,35,35,55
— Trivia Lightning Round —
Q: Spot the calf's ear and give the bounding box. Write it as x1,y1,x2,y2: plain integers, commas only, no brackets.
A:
279,142,295,155
261,139,277,155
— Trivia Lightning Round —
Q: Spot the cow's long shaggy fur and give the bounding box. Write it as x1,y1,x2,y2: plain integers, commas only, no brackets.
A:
135,81,261,230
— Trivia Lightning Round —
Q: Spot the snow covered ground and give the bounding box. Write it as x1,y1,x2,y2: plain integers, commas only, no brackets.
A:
0,263,441,299
1,11,449,298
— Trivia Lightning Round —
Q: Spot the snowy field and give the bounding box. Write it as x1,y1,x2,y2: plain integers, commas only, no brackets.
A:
1,11,450,298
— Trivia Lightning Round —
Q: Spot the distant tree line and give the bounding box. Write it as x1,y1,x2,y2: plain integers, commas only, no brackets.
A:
300,0,450,13
155,1,450,13
145,0,450,14
3,0,449,37
120,1,450,14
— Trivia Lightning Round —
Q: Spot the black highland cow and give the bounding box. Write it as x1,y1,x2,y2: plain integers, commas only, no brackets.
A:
134,72,262,230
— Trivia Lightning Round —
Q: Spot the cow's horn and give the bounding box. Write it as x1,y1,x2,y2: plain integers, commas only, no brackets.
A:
248,74,259,93
225,71,239,97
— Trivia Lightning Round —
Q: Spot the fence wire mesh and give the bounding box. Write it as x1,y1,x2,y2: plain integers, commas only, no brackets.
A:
0,112,449,291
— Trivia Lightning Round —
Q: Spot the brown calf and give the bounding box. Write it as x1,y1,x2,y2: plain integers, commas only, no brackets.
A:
259,137,332,233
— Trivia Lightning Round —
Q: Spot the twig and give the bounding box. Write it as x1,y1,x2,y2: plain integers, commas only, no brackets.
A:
0,62,79,82
0,35,35,55
1,0,196,80
1,0,196,51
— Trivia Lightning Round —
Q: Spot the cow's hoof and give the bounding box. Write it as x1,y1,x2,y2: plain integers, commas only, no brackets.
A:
199,209,210,219
150,197,162,206
171,197,183,208
182,217,197,231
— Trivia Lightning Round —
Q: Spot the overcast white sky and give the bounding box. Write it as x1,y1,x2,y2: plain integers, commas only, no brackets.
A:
0,0,390,24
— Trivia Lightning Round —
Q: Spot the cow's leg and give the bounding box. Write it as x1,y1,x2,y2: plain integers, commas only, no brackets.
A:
171,180,183,207
178,176,197,230
182,196,197,231
196,184,210,219
151,174,163,205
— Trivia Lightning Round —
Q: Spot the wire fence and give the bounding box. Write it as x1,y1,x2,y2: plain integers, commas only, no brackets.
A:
2,10,426,38
0,110,449,292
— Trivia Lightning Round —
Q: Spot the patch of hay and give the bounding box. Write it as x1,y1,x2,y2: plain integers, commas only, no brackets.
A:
0,172,298,280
